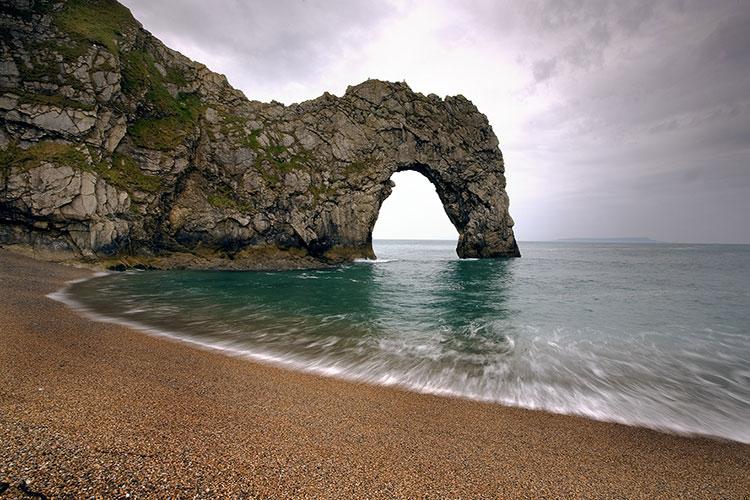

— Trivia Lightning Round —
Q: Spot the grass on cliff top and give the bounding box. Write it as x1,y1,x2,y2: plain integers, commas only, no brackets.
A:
54,0,200,153
121,49,184,110
53,0,139,55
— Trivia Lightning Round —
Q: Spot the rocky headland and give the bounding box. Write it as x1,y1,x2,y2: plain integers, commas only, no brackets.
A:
0,0,519,269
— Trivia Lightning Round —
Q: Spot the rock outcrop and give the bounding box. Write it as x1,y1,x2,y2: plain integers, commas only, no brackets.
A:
0,0,519,269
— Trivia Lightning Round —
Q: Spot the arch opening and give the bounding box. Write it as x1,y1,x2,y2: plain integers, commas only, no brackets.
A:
371,170,459,257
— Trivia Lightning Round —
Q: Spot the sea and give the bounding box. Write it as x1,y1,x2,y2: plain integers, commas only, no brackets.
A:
54,240,750,443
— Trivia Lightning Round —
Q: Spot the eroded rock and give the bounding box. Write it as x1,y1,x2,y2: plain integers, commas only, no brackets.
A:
0,0,519,267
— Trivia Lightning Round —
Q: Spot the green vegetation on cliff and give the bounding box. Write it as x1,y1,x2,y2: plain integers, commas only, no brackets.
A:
256,141,314,185
206,182,252,212
96,153,161,193
0,141,88,173
52,0,202,151
127,92,202,150
16,91,95,111
121,48,187,111
53,0,138,55
123,46,202,150
0,142,160,194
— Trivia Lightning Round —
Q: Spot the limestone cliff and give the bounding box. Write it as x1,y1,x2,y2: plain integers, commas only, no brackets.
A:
0,0,519,269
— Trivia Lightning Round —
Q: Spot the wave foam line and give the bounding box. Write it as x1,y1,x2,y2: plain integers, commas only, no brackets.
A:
47,275,748,444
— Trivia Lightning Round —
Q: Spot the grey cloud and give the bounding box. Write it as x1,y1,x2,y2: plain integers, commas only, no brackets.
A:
699,10,750,67
122,0,393,86
521,0,609,32
531,57,557,81
516,3,749,139
469,1,710,82
501,1,750,242
611,1,654,33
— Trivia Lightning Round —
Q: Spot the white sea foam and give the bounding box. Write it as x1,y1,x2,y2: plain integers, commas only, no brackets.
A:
47,277,750,444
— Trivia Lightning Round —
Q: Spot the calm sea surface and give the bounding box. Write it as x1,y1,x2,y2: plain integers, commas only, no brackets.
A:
59,241,750,442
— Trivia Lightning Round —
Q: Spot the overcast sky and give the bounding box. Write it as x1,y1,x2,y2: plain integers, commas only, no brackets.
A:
123,0,750,243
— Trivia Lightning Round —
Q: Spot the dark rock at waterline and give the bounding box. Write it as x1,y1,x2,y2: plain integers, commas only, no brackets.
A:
0,0,519,269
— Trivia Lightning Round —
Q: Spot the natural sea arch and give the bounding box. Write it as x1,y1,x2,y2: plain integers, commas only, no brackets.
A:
305,155,521,261
249,80,522,265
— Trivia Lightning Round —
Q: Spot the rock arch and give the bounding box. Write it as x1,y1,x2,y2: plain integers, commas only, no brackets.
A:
0,1,519,268
290,80,520,261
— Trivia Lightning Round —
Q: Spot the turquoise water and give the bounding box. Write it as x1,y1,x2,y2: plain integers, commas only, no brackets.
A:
59,241,750,442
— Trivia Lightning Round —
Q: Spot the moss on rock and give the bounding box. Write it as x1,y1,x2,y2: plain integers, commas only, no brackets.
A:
0,141,89,173
92,152,161,193
206,183,252,212
16,91,95,111
127,92,202,150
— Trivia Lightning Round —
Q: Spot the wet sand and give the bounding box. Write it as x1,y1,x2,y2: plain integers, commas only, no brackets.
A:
0,248,748,498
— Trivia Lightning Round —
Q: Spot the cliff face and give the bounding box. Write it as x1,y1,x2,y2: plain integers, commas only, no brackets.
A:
0,0,519,269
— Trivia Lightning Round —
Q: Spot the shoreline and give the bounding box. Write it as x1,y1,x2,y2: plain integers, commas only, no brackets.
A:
1,248,748,497
50,269,747,445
